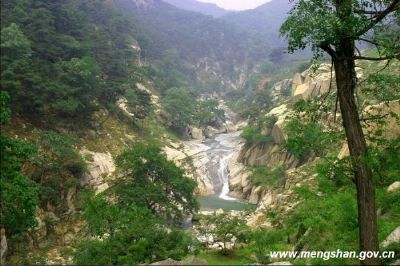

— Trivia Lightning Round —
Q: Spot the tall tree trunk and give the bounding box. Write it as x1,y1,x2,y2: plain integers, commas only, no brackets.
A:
334,39,379,265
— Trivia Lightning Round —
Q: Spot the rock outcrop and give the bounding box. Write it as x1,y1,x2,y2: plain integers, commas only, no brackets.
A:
292,63,334,101
388,181,400,193
164,140,213,195
270,78,292,102
364,100,400,140
337,100,400,159
381,226,400,248
80,149,115,194
237,103,298,170
187,126,204,140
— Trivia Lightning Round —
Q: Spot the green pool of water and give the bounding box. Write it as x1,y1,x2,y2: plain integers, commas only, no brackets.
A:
197,195,255,211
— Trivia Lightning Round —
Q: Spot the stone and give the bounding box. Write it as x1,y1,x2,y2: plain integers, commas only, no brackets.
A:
151,258,180,265
188,126,204,140
271,119,287,144
268,262,293,265
0,229,7,266
292,73,304,91
388,182,400,193
225,242,234,250
64,232,75,245
80,149,115,194
292,64,335,100
293,83,313,100
215,209,224,216
337,143,349,159
46,212,60,223
247,212,267,228
204,126,222,138
268,104,288,119
249,186,263,204
117,97,135,118
225,121,237,133
66,187,76,215
364,100,400,140
382,226,400,248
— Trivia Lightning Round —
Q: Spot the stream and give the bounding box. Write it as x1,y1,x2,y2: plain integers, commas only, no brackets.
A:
197,131,252,211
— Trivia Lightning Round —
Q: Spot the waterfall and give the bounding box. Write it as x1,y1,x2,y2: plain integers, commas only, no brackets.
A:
218,153,236,201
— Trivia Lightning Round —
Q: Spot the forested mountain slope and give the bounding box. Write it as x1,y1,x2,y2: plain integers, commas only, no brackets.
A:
0,0,274,263
116,0,271,94
1,0,398,265
222,0,292,47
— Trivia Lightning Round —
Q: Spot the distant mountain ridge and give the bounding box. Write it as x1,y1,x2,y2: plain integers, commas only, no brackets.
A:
162,0,229,17
116,0,271,93
222,0,293,47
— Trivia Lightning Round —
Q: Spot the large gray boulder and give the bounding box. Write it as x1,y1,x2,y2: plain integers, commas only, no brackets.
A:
249,186,263,204
382,226,400,248
292,63,335,101
271,119,286,145
188,126,204,140
388,182,400,193
80,149,115,194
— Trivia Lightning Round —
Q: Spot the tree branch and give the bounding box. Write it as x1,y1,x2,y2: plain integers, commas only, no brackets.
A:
320,43,337,58
357,0,400,36
354,55,399,61
354,9,383,15
357,37,379,46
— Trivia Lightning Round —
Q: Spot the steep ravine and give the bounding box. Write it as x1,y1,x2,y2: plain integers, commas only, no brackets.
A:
164,103,253,210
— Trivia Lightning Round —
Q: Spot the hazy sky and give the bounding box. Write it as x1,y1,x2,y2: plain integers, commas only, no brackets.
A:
197,0,271,10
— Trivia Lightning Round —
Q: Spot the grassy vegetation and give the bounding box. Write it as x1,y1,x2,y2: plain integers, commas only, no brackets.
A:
250,164,287,188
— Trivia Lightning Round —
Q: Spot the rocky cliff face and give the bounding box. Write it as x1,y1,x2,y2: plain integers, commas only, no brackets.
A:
229,64,337,207
229,62,400,230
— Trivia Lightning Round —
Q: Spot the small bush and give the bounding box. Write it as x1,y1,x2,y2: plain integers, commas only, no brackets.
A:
241,115,277,146
251,164,287,188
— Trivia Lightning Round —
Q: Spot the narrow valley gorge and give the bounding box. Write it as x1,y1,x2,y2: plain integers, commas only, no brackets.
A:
1,0,399,265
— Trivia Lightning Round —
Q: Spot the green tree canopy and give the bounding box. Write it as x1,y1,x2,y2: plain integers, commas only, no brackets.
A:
162,87,196,134
74,192,194,265
115,142,198,220
280,1,399,263
0,92,37,236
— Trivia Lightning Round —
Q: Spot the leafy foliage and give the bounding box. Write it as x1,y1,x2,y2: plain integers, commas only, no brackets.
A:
249,228,286,264
161,87,196,134
283,119,334,159
283,99,341,160
0,91,37,235
29,130,86,210
115,142,198,220
197,214,249,255
194,99,225,128
0,0,145,122
74,192,194,265
250,164,287,188
241,115,277,146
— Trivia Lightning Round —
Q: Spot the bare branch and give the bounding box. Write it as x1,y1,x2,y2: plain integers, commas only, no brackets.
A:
357,37,379,46
355,46,362,57
354,55,399,61
354,9,383,15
